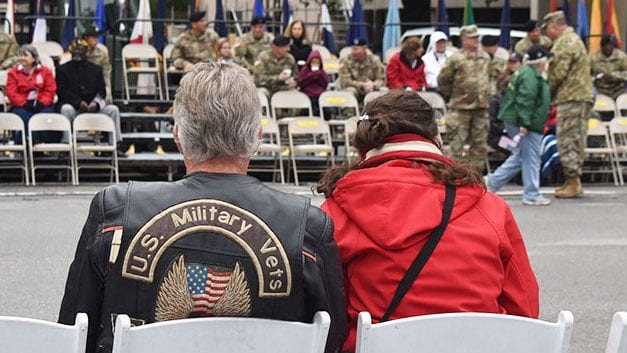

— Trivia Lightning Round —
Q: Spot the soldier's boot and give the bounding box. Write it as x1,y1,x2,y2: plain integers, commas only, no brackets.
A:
555,180,568,193
555,177,584,198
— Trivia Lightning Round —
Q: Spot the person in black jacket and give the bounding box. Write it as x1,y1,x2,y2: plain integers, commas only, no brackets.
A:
284,20,312,69
56,40,122,149
58,62,347,353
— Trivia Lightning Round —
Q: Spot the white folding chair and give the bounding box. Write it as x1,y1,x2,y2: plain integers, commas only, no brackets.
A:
323,58,341,76
605,312,627,353
73,113,119,184
162,43,186,100
0,313,88,353
28,113,76,185
343,116,359,162
270,90,314,124
0,112,29,184
616,93,627,117
0,89,7,111
594,93,618,121
584,118,620,185
111,311,330,353
250,117,285,184
363,91,387,106
122,44,164,101
39,53,56,77
356,311,574,353
609,117,627,185
383,46,401,65
258,90,271,118
288,117,335,186
417,91,447,118
319,91,360,161
32,41,64,60
312,44,332,60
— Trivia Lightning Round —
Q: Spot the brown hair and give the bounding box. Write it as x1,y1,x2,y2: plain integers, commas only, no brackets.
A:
283,20,309,42
401,37,422,56
316,90,485,198
213,38,231,59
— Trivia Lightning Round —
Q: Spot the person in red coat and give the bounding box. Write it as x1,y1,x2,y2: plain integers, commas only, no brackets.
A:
297,50,329,115
5,45,57,143
316,90,539,353
386,37,427,91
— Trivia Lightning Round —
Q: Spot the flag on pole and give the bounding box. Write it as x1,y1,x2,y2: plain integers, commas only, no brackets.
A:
436,0,449,37
94,0,106,43
130,0,154,95
214,0,228,37
562,0,571,25
154,0,167,53
462,0,475,26
589,0,601,53
4,0,15,36
281,0,292,33
32,0,47,43
604,0,623,48
576,0,589,41
195,0,200,11
549,0,557,12
253,0,264,18
61,0,76,49
382,0,400,58
498,0,511,49
345,0,368,47
320,1,336,55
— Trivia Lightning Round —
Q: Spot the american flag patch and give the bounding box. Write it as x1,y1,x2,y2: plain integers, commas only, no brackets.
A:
186,263,233,316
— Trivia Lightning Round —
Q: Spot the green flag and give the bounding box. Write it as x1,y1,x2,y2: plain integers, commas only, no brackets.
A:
463,0,475,25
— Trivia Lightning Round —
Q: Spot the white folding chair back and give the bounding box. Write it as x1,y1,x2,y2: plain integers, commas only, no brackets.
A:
594,93,617,120
356,311,574,353
251,117,285,183
312,44,332,60
0,112,29,184
383,46,401,64
32,41,64,59
288,117,335,185
0,69,8,87
609,117,627,185
617,93,627,116
162,43,185,100
73,113,119,184
363,91,387,105
122,43,164,101
319,91,360,161
39,54,56,77
270,90,314,122
258,90,271,118
417,90,448,124
0,89,7,111
112,312,330,353
339,46,352,59
323,58,341,76
606,312,627,353
584,118,620,185
0,313,88,353
28,113,76,185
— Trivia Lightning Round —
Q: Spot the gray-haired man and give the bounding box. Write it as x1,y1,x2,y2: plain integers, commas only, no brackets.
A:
58,62,347,353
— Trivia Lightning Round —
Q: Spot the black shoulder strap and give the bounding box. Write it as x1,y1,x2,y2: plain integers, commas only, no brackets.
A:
381,183,457,322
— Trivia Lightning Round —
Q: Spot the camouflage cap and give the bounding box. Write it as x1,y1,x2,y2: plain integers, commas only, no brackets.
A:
460,25,480,38
541,11,566,29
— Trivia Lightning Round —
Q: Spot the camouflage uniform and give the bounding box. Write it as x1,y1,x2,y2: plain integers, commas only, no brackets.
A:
488,56,507,97
548,27,594,178
253,50,298,96
590,48,627,99
438,49,491,170
338,53,387,102
0,32,19,70
235,32,274,71
87,45,113,103
172,29,220,70
514,35,552,56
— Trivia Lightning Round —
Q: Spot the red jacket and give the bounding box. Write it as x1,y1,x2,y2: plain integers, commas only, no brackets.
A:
386,51,427,91
5,64,56,108
321,136,539,352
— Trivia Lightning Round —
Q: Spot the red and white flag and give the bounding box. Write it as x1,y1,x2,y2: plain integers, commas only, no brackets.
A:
4,0,15,36
130,0,155,95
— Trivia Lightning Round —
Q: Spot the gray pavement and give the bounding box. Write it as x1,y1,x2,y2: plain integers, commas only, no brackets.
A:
1,181,626,353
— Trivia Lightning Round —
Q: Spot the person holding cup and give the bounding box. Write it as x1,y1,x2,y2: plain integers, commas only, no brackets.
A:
298,50,330,115
253,35,298,97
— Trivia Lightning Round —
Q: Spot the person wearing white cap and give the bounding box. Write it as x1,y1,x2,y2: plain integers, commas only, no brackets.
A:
421,31,455,90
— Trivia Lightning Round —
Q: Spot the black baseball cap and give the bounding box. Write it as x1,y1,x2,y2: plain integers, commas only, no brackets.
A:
189,11,206,23
351,37,367,46
481,35,499,47
526,45,553,62
83,25,103,38
251,16,266,26
523,20,540,32
273,35,290,47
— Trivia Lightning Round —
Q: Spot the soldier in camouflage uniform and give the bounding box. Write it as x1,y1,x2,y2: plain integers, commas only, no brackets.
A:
82,26,113,103
253,36,298,97
438,25,491,171
514,20,552,56
544,11,594,198
590,35,627,99
0,31,19,70
338,38,387,103
235,16,274,72
481,35,507,97
172,11,219,71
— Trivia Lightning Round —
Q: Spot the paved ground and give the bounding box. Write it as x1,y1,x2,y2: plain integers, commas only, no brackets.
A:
1,181,626,353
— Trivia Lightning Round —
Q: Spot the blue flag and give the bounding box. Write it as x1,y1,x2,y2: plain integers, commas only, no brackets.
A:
437,0,449,37
214,0,227,37
382,0,400,58
154,0,166,52
320,1,336,55
94,0,106,43
498,0,511,49
61,0,76,49
345,0,367,47
576,0,589,40
253,0,264,18
281,0,292,32
562,0,572,25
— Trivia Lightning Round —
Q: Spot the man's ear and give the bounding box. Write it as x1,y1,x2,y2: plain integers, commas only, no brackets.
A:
173,125,183,154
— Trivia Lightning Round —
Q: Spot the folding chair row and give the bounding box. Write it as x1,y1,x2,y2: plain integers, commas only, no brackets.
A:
585,117,626,186
594,93,627,121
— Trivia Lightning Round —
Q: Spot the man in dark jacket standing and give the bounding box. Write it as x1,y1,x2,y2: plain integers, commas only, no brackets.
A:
58,62,346,353
486,45,552,206
56,40,122,149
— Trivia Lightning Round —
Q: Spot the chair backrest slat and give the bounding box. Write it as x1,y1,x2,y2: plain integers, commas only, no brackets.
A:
0,313,88,353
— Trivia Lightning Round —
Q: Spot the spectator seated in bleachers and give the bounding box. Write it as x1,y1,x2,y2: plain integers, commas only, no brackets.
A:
171,11,219,72
5,45,57,143
56,40,123,156
0,31,19,70
338,38,387,104
253,35,298,97
422,31,454,91
235,16,274,72
298,50,329,115
590,34,627,100
284,20,312,70
386,36,426,92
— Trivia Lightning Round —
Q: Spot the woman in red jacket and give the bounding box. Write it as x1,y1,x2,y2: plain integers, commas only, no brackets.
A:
5,45,57,143
317,90,539,353
386,37,427,91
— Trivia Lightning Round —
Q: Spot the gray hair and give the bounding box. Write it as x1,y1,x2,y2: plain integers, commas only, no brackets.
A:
173,62,261,163
19,45,41,65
